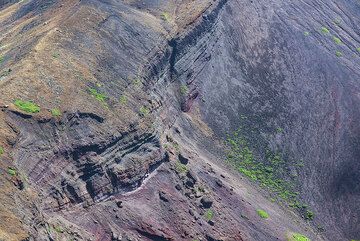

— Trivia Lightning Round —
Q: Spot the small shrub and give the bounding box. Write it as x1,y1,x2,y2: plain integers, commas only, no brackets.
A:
204,209,214,221
321,27,330,34
88,88,107,103
0,55,4,64
175,162,187,173
305,210,314,220
276,127,283,133
51,108,61,117
139,106,150,116
119,95,127,105
133,78,142,87
14,100,40,113
304,31,310,36
287,232,311,241
54,226,64,233
333,36,342,45
0,146,4,155
335,51,342,57
180,85,189,95
160,12,171,22
8,167,16,176
256,209,269,219
356,47,360,52
0,68,12,78
52,52,60,58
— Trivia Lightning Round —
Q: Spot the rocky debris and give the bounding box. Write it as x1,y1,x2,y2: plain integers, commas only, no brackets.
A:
200,196,213,208
215,178,223,188
178,153,189,165
159,190,170,202
116,200,123,208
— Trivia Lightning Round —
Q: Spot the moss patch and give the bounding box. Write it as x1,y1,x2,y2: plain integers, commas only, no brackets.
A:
256,209,269,219
0,146,3,155
14,100,40,113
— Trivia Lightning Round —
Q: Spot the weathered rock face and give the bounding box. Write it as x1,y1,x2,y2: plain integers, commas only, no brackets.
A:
0,0,359,240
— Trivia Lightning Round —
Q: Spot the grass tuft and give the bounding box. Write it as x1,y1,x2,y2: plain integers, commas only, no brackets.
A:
204,209,214,221
0,146,4,155
256,209,269,219
160,12,171,22
175,161,187,174
14,100,40,113
0,55,4,64
8,167,16,176
88,88,107,103
356,47,360,52
335,51,342,57
304,31,310,37
139,106,150,117
51,108,61,117
119,95,127,105
333,36,342,45
321,27,330,34
287,232,311,241
180,85,189,95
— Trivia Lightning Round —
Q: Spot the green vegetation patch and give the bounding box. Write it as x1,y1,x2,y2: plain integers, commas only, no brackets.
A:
160,12,171,22
132,78,142,87
180,85,189,95
14,100,40,113
335,51,342,57
287,232,311,241
321,27,330,34
0,55,4,64
175,161,187,174
0,146,3,155
51,108,61,117
119,95,127,105
88,88,107,103
8,167,16,176
204,209,214,221
304,31,310,37
305,210,314,220
333,36,342,45
139,106,150,117
256,209,269,219
356,47,360,52
52,52,60,59
226,129,314,219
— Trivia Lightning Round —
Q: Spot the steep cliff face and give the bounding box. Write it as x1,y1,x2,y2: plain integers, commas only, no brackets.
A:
0,0,359,240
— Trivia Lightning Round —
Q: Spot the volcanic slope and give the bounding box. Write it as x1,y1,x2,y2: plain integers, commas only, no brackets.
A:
0,0,359,240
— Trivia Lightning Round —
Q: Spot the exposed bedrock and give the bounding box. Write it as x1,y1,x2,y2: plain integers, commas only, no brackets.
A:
8,111,167,211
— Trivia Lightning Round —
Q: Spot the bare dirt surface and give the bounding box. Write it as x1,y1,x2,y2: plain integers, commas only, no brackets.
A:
0,0,359,240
